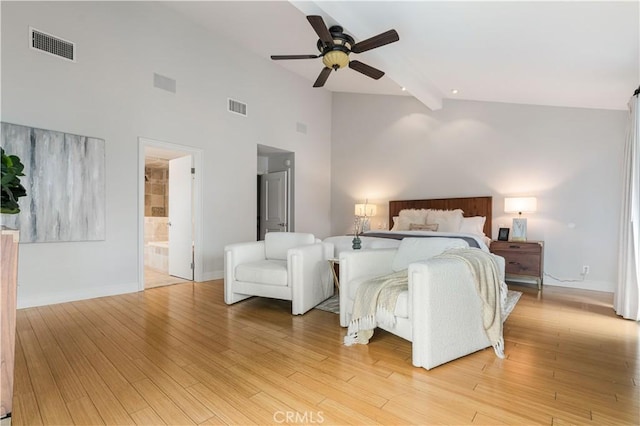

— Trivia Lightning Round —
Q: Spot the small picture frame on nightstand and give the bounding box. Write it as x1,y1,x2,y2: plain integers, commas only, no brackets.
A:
498,228,510,241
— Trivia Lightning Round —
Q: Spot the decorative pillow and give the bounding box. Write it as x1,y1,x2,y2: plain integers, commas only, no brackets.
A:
409,223,439,231
460,216,486,236
392,237,469,272
390,216,400,231
395,209,429,231
426,209,464,233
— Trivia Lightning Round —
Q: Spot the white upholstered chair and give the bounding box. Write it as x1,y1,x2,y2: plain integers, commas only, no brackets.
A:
339,238,507,370
224,232,334,315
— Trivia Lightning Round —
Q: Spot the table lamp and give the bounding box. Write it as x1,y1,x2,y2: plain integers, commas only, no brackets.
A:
504,197,537,241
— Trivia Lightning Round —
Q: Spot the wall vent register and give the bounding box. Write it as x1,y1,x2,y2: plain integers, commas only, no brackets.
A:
30,27,75,62
228,98,247,117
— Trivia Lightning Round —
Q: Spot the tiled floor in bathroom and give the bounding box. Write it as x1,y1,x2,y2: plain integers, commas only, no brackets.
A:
144,267,191,289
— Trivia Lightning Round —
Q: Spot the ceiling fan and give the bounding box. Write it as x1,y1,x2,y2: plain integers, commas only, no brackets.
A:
271,15,399,88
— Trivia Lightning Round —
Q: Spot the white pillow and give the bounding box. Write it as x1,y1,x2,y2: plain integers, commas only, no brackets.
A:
460,216,486,236
395,209,428,231
426,209,464,233
391,237,469,272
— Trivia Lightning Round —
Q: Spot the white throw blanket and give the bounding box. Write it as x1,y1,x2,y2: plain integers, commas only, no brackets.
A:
344,270,408,345
436,248,505,358
344,248,505,359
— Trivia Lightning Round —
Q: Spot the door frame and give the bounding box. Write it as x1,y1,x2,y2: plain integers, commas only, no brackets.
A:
138,137,204,290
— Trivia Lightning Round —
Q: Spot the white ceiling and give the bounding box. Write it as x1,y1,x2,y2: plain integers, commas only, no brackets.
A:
165,1,639,111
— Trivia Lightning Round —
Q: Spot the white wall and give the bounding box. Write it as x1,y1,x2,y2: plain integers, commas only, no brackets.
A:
331,94,627,292
1,2,332,307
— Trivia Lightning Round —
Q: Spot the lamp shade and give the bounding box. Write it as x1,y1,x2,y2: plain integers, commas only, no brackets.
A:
504,197,537,214
355,203,377,217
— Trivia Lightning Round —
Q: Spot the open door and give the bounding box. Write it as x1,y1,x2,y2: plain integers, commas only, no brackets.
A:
168,155,193,280
260,170,288,239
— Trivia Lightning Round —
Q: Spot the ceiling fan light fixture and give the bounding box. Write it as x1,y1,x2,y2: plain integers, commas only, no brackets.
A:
322,50,349,69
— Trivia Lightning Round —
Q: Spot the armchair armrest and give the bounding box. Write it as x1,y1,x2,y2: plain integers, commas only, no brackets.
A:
224,241,265,304
224,241,266,267
288,242,333,315
409,258,491,370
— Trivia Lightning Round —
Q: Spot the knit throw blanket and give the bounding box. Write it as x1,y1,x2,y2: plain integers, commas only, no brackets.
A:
344,270,408,346
436,248,505,358
344,248,505,360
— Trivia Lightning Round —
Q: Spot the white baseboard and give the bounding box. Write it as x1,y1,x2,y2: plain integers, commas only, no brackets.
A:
542,278,615,293
17,281,139,309
506,275,614,293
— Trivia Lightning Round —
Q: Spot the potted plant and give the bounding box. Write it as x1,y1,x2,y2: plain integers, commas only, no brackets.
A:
1,148,27,214
0,147,26,419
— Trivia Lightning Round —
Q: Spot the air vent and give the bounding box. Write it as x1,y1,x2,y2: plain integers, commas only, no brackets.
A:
228,98,247,117
30,27,75,62
153,73,176,93
296,122,307,134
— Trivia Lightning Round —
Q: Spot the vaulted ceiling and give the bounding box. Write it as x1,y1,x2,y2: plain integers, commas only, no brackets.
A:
165,1,639,111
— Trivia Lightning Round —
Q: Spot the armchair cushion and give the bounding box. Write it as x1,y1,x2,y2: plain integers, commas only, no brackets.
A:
391,237,469,272
235,260,288,286
265,232,315,260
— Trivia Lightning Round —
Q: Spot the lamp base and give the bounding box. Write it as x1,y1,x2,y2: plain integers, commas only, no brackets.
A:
511,217,527,241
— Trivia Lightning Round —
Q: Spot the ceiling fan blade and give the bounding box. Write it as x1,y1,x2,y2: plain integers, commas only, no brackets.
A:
349,60,385,80
307,15,334,46
351,29,399,54
313,67,332,88
271,55,319,60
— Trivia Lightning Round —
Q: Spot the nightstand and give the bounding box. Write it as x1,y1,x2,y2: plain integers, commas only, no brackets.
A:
490,240,544,290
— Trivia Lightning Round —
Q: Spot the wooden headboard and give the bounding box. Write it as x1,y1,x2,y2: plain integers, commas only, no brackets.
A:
388,196,493,236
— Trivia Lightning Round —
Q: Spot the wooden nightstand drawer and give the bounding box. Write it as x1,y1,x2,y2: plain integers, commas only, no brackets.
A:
500,252,541,276
490,240,544,290
490,241,540,254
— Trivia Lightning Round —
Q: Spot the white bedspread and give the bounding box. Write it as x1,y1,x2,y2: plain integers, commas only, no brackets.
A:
324,230,490,258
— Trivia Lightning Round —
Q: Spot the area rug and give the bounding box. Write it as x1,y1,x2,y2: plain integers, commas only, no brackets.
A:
315,290,523,320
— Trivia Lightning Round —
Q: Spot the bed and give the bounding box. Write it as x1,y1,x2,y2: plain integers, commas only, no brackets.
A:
331,196,505,370
325,196,493,257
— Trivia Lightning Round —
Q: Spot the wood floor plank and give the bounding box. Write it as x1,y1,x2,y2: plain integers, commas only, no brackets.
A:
11,391,43,426
133,359,215,424
131,379,195,425
85,351,149,414
66,396,105,425
182,359,260,399
185,382,255,425
10,280,639,425
75,367,137,425
129,407,166,426
16,329,74,425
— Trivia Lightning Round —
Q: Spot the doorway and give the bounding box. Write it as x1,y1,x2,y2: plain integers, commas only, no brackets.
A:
138,138,204,290
257,145,294,240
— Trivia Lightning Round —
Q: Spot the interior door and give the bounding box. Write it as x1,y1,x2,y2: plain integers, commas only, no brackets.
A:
168,155,193,280
260,170,288,239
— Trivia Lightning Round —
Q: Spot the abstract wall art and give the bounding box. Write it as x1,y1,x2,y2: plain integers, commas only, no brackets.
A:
0,122,105,243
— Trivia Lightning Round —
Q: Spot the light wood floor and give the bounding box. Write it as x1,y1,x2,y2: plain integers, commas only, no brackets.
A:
10,281,639,425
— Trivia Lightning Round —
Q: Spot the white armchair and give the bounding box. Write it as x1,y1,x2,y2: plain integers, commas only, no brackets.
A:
339,238,506,370
224,232,334,315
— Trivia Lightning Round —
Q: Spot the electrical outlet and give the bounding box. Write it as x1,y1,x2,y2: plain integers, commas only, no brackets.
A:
582,265,590,275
